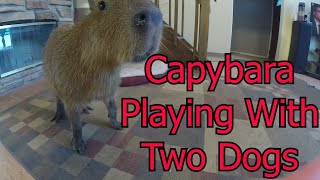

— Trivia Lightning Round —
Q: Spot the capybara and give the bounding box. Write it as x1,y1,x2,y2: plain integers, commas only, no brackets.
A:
43,0,163,154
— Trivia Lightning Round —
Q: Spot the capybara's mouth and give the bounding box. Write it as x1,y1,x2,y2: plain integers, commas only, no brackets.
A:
144,47,157,58
146,51,152,57
131,48,154,63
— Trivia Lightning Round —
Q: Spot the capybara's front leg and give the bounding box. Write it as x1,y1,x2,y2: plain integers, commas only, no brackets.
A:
104,97,122,130
67,107,87,154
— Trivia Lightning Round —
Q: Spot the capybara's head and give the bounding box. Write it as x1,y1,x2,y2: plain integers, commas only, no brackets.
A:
87,0,163,64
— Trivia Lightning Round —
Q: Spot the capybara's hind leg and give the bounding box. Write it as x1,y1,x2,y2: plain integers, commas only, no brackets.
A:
104,97,122,130
68,107,87,154
81,105,94,114
86,106,94,110
51,98,67,122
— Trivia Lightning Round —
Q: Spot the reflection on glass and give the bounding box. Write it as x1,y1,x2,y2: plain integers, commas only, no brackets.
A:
311,3,320,38
0,23,56,76
0,29,12,51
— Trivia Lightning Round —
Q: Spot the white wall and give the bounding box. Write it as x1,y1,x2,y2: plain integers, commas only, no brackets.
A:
163,0,195,46
276,0,320,60
208,0,233,53
75,0,89,8
164,0,233,54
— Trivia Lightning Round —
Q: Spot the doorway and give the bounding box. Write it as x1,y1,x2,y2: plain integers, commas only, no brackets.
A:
231,0,281,60
268,0,281,61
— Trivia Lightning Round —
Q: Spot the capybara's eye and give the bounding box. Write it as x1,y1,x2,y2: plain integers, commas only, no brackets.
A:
98,1,107,10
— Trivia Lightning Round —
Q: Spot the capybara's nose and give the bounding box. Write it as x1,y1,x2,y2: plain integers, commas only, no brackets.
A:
134,9,162,27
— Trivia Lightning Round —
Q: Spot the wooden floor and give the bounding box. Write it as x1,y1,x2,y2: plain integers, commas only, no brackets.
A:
0,143,34,180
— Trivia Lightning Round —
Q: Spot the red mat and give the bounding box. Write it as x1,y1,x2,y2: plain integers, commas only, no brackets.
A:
120,60,168,87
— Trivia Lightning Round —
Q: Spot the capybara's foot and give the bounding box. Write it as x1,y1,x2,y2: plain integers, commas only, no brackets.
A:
81,106,94,115
104,97,122,130
82,108,90,114
51,110,67,122
71,138,87,154
112,120,122,130
86,106,94,111
52,99,67,122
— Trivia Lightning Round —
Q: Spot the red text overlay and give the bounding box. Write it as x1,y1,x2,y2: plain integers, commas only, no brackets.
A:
120,54,318,179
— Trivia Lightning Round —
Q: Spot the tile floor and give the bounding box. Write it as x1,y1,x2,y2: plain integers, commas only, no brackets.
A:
0,58,320,179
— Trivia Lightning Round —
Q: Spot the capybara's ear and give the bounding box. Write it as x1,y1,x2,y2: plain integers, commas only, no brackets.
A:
88,0,95,11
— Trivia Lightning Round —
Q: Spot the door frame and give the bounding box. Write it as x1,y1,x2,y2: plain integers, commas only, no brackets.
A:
268,0,281,61
230,0,281,60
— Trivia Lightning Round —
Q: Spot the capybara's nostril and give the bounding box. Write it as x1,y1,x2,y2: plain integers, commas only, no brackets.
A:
136,14,146,26
134,11,147,27
134,9,162,27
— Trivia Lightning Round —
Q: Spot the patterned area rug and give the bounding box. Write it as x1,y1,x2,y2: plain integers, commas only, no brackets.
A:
0,70,320,180
294,73,320,91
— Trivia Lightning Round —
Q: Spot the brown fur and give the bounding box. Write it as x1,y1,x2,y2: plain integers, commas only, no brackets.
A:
43,0,163,153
